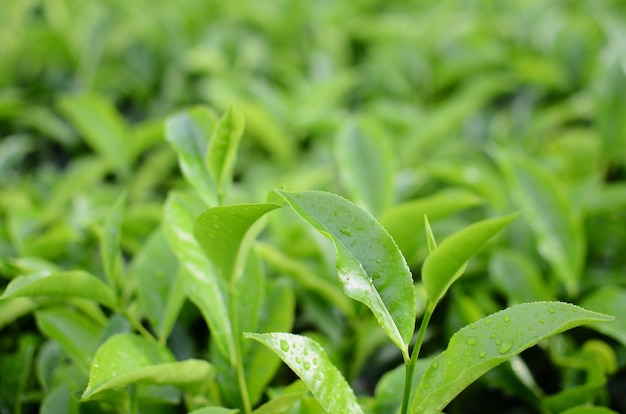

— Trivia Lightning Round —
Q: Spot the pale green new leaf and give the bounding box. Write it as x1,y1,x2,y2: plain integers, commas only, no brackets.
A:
560,407,619,414
380,189,482,260
206,106,245,202
253,391,307,414
245,333,363,414
165,107,218,206
163,191,233,360
409,302,613,414
193,203,281,284
499,152,584,297
189,407,239,414
422,213,517,309
82,334,213,400
1,270,117,309
276,190,415,360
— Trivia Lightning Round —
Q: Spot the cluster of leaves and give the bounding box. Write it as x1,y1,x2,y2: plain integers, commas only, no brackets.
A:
2,0,626,413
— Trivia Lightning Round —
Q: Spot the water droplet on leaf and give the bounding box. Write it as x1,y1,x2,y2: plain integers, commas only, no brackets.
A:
340,227,352,237
503,315,511,323
549,307,556,314
479,350,487,358
499,339,513,354
465,337,477,346
280,340,289,352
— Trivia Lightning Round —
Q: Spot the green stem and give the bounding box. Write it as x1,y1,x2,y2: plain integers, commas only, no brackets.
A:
401,306,434,414
123,309,157,342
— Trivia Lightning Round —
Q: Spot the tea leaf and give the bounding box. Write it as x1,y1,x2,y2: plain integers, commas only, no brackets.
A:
58,93,130,176
499,152,584,297
560,407,620,414
1,270,117,309
131,229,183,342
35,307,104,374
99,191,126,289
165,107,218,206
189,407,239,414
206,106,245,202
253,391,307,413
276,190,415,360
580,287,626,347
422,213,517,309
82,334,213,400
244,333,363,414
335,119,393,217
194,203,281,284
409,302,614,414
380,189,482,260
163,191,233,360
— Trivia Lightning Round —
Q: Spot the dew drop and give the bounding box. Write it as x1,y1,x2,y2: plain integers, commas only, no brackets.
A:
470,323,477,330
376,258,381,264
303,348,309,356
212,223,220,230
280,340,289,352
313,358,318,365
495,338,501,345
303,361,311,370
528,326,533,331
340,227,352,237
432,361,439,369
549,307,556,314
489,333,496,339
465,337,477,346
499,339,514,354
503,315,511,323
295,356,301,364
485,319,492,326
479,350,487,358
539,318,545,324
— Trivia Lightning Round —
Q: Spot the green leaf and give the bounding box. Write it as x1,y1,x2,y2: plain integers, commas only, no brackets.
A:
206,106,245,202
99,191,126,289
40,384,80,414
276,190,415,360
409,302,614,414
580,287,626,347
0,297,38,329
1,270,117,308
422,213,517,309
489,249,555,304
131,228,183,342
165,107,218,206
379,189,482,260
58,93,130,176
35,307,104,374
252,391,307,414
244,333,363,414
560,407,620,414
163,191,233,360
82,333,214,400
194,203,280,284
0,336,37,414
499,152,584,297
335,119,393,217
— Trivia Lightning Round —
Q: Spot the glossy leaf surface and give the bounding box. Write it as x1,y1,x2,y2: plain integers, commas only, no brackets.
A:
276,190,415,359
245,333,363,414
1,270,117,309
409,302,613,414
82,333,213,400
422,213,517,308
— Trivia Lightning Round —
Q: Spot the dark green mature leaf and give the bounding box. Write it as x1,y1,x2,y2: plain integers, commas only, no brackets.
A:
189,407,239,414
206,106,245,202
499,152,584,297
165,107,218,206
0,336,37,414
245,333,363,414
409,302,613,414
35,307,104,374
82,334,213,400
560,407,620,414
335,119,393,217
163,191,233,360
276,190,415,360
580,287,626,346
422,214,517,309
1,270,117,308
58,93,130,176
